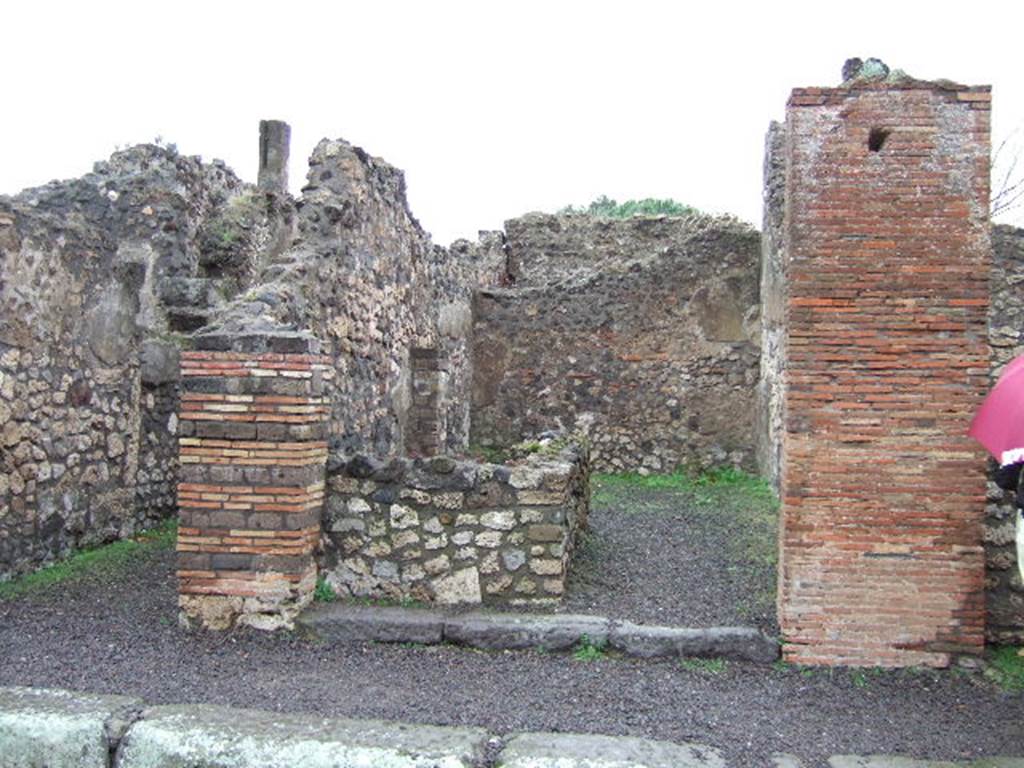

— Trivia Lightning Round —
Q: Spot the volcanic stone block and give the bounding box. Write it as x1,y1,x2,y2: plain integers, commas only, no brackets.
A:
0,686,142,768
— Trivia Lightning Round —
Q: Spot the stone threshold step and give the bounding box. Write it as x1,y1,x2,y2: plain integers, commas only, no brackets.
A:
297,604,780,663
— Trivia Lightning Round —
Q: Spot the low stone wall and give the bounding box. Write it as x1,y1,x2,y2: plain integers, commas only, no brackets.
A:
322,440,589,607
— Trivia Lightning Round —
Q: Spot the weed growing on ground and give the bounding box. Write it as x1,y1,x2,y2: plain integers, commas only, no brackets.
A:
986,646,1024,692
572,634,608,662
851,670,869,688
313,577,338,603
680,657,727,674
0,519,178,601
345,595,427,609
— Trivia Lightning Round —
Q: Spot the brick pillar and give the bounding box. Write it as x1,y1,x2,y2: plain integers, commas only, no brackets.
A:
175,332,331,630
407,347,446,456
777,81,991,666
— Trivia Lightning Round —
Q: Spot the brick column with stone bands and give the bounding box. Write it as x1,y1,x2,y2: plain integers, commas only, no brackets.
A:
175,332,332,631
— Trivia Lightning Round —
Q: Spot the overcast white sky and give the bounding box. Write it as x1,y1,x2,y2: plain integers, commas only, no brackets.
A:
2,1,1022,245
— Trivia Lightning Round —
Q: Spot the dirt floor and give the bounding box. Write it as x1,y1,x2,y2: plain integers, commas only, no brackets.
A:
559,472,779,633
0,480,1021,766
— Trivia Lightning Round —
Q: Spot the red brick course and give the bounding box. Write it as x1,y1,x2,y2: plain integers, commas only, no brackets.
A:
778,83,991,666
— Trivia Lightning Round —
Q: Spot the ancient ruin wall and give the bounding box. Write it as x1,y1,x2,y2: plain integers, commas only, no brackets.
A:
471,213,761,473
776,80,992,667
987,223,1024,643
205,140,502,461
0,148,243,578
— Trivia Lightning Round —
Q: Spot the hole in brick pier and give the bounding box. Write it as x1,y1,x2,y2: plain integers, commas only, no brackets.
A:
868,127,891,152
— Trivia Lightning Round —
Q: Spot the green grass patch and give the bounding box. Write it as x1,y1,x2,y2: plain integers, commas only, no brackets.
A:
986,646,1024,692
572,634,608,662
591,466,779,622
314,576,338,603
591,467,778,567
0,519,178,601
680,657,727,674
560,195,698,219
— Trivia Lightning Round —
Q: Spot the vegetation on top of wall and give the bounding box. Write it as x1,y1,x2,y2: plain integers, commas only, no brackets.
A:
559,195,699,219
0,519,178,601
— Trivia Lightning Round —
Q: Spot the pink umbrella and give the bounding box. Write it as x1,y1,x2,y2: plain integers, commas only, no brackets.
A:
969,354,1024,462
972,355,1024,584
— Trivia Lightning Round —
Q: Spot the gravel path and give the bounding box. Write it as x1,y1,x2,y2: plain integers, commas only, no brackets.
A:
559,481,779,633
0,541,1020,767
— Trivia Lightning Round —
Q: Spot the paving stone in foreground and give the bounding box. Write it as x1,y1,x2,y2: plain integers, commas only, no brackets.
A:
444,612,610,651
116,704,489,768
497,731,726,768
828,757,1024,768
298,603,446,644
0,686,142,768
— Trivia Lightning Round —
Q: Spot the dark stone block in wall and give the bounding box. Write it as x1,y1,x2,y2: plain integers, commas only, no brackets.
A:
256,422,291,442
371,486,398,504
141,340,180,385
256,554,312,573
248,512,286,531
211,553,255,571
177,552,212,570
347,455,383,479
198,421,257,440
192,332,320,355
372,458,410,483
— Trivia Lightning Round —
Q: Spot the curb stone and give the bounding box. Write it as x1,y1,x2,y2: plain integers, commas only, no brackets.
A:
299,604,445,644
298,603,779,661
444,612,610,651
116,704,489,768
608,621,779,662
1,687,1022,768
497,731,726,768
828,758,1024,768
0,686,143,768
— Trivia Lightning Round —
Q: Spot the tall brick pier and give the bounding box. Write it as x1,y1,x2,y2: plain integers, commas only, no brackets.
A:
774,71,992,666
176,332,332,630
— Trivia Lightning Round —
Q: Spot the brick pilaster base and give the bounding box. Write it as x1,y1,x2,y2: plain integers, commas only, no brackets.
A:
175,333,331,630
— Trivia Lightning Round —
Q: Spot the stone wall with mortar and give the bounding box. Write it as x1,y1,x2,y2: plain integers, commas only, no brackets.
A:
775,75,992,667
321,439,589,606
986,223,1024,643
0,146,254,579
0,132,497,581
204,140,506,460
470,212,761,473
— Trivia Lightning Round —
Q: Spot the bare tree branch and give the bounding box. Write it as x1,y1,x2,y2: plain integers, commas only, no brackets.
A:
993,127,1024,219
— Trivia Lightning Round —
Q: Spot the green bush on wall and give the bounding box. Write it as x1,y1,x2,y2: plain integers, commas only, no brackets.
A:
560,195,698,219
